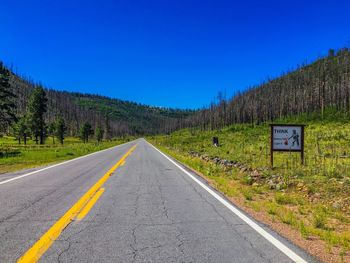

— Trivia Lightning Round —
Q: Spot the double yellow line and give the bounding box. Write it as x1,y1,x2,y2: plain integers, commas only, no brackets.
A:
18,144,137,263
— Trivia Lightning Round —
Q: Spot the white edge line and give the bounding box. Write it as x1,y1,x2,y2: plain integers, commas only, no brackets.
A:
147,141,307,263
0,140,137,186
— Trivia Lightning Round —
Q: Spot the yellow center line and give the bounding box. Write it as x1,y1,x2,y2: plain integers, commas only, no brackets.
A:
17,144,137,263
76,187,105,221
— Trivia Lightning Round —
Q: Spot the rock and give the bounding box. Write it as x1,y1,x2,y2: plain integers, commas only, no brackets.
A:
202,155,210,161
214,158,220,164
251,170,261,177
267,180,277,189
276,183,282,190
297,182,304,188
240,167,247,173
332,202,341,209
221,160,233,169
297,182,305,191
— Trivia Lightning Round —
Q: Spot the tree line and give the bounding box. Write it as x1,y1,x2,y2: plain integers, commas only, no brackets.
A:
176,47,350,131
3,46,347,138
1,64,194,137
0,62,108,144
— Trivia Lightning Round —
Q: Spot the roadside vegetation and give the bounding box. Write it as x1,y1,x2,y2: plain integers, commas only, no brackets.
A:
0,63,129,174
0,136,129,174
2,47,350,262
149,113,350,263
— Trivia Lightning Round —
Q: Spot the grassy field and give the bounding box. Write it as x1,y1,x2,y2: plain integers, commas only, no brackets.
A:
149,117,350,262
0,136,129,174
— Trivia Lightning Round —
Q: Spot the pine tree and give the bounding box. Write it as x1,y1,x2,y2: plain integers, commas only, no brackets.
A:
95,127,104,143
0,62,16,132
55,117,66,145
104,113,111,141
48,122,56,144
12,116,29,145
28,86,48,144
80,122,93,143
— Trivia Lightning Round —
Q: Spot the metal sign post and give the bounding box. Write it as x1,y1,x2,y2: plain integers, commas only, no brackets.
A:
212,137,219,147
270,124,305,168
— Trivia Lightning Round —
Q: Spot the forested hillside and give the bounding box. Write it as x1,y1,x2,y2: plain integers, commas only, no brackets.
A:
4,47,350,138
182,48,350,129
6,69,194,136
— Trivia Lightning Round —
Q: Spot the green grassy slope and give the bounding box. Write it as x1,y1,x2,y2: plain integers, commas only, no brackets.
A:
149,114,350,262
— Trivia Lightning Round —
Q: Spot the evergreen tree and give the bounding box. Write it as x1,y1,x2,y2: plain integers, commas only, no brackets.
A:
55,117,66,145
0,62,16,132
48,122,56,144
12,116,29,145
95,127,104,143
80,122,93,143
104,113,111,141
28,86,47,144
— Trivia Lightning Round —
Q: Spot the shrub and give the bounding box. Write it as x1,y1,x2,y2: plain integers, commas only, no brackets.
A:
241,175,253,185
242,189,253,201
313,211,327,229
275,193,297,205
267,203,278,215
279,210,298,226
299,222,309,239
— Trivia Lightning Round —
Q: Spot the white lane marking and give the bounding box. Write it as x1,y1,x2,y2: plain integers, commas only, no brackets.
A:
147,141,307,263
0,140,137,186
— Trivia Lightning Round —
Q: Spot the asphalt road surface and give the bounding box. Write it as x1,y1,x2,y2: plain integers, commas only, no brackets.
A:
0,139,318,263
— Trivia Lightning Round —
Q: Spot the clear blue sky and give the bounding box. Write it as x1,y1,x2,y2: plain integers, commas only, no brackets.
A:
1,0,350,109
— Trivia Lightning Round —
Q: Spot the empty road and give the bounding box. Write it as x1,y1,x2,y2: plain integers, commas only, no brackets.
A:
0,139,317,262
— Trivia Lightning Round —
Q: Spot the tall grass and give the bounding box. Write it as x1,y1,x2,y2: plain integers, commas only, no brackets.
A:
0,136,128,174
149,117,350,258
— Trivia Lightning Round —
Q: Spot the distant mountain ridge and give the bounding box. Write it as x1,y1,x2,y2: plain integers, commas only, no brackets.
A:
7,70,195,136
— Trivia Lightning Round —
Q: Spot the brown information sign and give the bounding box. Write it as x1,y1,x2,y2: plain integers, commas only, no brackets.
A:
270,124,305,167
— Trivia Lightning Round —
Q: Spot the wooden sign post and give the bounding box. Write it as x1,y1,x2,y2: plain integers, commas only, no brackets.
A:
270,124,305,168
